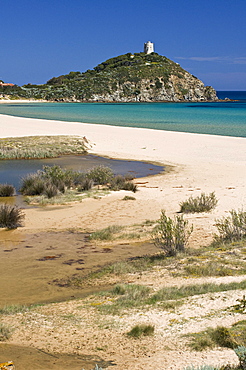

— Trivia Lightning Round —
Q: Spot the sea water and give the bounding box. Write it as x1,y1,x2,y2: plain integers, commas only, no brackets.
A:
0,91,245,137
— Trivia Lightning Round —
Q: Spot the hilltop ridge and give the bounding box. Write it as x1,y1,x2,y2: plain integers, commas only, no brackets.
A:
0,52,218,102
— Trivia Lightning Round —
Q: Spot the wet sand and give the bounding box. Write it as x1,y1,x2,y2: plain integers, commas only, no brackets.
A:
0,229,157,306
0,344,112,370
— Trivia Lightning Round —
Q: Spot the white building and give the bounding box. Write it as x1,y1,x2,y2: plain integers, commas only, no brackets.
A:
144,41,154,54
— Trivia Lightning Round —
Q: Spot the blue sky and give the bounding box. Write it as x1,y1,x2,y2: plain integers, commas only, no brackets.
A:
1,0,246,90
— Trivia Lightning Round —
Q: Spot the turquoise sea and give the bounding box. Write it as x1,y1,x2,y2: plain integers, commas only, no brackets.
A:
0,91,246,138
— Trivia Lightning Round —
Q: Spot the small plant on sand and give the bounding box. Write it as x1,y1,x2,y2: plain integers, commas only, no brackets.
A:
127,324,154,338
188,324,245,352
180,192,218,213
0,204,24,229
0,324,13,341
89,225,124,241
122,195,136,200
234,346,246,370
215,209,246,242
153,210,193,256
0,184,15,197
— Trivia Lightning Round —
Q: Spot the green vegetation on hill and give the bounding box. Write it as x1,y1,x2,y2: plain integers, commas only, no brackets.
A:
0,52,217,102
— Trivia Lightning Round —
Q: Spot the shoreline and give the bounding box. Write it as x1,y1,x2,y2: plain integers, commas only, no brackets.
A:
0,112,245,236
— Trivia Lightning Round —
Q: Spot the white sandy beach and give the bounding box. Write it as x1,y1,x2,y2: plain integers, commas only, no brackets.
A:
0,113,245,241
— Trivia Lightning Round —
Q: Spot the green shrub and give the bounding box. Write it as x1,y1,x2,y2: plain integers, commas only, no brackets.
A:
77,178,94,191
127,324,154,338
0,323,13,341
0,184,15,197
41,165,74,188
215,209,246,242
109,175,127,190
20,167,68,197
210,326,236,348
153,210,193,256
180,192,218,213
110,175,137,192
43,183,59,198
20,173,46,195
234,346,246,369
121,181,137,193
87,166,113,185
0,204,24,229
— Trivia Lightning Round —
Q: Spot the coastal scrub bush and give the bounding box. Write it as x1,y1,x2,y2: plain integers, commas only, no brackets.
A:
188,325,240,352
0,204,24,229
210,326,237,348
43,183,59,198
153,210,193,256
0,184,15,197
87,165,113,185
215,209,246,242
41,165,74,188
19,173,46,195
180,192,218,213
109,175,137,192
77,178,94,191
234,346,246,369
127,324,154,338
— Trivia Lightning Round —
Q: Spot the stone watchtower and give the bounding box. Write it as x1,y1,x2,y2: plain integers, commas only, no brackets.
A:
144,41,154,54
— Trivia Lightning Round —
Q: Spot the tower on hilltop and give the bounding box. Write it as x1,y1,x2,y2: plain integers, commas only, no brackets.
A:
144,41,154,54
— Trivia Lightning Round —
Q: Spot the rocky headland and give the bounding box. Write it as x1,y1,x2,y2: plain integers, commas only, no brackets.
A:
0,52,218,102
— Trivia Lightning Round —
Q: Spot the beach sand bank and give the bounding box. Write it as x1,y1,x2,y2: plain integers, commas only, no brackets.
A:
0,113,245,239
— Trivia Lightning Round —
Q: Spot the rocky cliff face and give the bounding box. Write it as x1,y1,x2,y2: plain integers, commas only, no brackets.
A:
88,72,217,102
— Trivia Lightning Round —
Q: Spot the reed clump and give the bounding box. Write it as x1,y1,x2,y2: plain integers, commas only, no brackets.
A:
0,184,15,197
0,204,24,229
180,192,218,213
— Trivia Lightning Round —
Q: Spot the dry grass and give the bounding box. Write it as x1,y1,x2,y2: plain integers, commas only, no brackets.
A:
0,135,89,159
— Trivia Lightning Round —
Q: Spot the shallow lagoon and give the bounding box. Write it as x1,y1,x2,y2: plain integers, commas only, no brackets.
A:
0,154,164,190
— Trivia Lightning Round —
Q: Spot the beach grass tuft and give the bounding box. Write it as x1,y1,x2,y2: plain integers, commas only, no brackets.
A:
0,204,24,229
127,324,154,338
179,192,218,213
0,184,15,197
